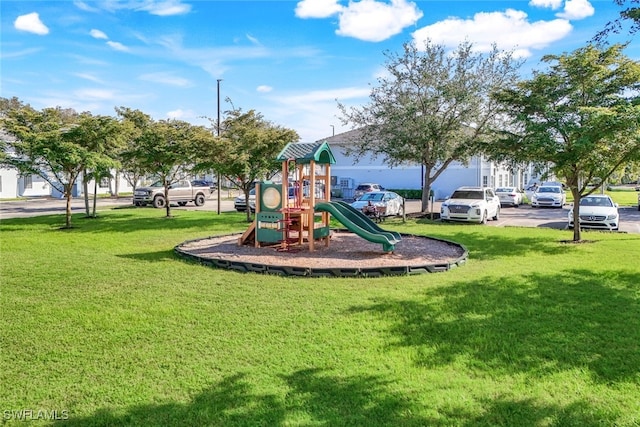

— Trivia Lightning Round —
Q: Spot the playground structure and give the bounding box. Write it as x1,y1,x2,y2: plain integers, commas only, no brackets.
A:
238,142,401,253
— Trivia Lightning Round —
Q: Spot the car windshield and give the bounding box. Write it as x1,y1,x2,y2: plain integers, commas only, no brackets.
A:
355,185,371,191
451,190,483,199
496,187,513,193
538,187,560,193
360,193,384,201
580,197,613,207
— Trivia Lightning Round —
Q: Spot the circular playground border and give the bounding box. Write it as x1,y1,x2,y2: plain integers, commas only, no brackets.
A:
174,231,468,278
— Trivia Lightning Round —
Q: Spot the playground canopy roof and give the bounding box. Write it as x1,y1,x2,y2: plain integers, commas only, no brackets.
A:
276,141,336,165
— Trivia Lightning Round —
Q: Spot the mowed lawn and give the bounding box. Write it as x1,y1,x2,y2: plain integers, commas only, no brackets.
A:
1,207,639,426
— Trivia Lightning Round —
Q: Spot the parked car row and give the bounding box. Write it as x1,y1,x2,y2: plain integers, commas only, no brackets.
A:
440,184,626,232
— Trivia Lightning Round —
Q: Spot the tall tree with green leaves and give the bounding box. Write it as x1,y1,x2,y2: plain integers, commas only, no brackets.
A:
1,102,119,228
62,113,123,218
118,107,215,218
338,40,522,212
488,44,640,241
198,108,299,221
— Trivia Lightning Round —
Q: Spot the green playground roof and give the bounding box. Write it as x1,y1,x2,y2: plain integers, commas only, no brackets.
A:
276,141,336,164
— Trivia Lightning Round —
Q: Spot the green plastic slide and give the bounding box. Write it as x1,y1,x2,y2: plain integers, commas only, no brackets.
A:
315,201,400,252
334,201,402,241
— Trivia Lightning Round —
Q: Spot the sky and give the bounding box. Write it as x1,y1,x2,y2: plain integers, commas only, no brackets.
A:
1,0,637,142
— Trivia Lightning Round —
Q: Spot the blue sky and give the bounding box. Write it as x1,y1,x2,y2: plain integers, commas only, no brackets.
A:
1,0,636,142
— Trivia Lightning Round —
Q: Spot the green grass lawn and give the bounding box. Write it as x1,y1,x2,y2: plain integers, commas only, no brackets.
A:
565,187,639,206
2,207,640,426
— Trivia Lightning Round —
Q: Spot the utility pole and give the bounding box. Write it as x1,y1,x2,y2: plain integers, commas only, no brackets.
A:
216,79,222,214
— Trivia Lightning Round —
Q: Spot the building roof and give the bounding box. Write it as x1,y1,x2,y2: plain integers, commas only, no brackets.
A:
276,141,336,164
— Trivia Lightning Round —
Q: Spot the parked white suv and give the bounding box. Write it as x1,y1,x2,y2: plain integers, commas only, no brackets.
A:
440,186,501,224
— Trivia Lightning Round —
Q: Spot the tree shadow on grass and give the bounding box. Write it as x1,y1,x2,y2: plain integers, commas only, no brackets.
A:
408,229,575,261
454,397,620,427
350,269,640,384
117,249,177,263
59,370,431,426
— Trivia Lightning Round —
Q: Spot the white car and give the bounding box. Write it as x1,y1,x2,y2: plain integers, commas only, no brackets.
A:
495,186,524,207
234,188,256,212
531,185,566,208
440,186,501,224
353,183,383,200
350,191,404,218
568,194,619,231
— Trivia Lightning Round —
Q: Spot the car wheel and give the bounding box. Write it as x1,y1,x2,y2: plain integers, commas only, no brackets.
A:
134,201,141,207
152,196,166,209
481,211,487,224
194,194,205,206
493,207,500,221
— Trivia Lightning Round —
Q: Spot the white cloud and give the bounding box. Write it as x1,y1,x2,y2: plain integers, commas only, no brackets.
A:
257,85,273,93
73,73,104,84
246,34,261,46
557,0,594,20
73,88,116,101
137,0,191,16
412,9,573,58
106,41,130,52
295,0,343,18
166,109,195,119
74,1,101,12
139,72,192,87
529,0,563,9
90,29,108,39
14,12,49,35
336,0,423,42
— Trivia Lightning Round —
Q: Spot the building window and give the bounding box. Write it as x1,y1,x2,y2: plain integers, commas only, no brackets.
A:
0,176,3,192
99,177,110,188
482,175,488,187
24,175,33,189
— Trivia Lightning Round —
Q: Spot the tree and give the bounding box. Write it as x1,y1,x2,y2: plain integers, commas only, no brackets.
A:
197,108,299,221
595,0,640,41
488,44,640,242
62,113,122,218
1,102,118,228
118,107,215,218
338,40,522,212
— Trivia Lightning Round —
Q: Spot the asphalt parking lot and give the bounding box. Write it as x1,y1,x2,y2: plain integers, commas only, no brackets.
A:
1,196,639,234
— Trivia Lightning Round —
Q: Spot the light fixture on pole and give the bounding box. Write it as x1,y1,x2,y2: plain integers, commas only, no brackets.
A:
216,79,222,214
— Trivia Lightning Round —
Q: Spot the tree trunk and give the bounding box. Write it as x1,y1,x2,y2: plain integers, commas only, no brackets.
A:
244,188,252,222
65,183,73,229
421,167,434,213
92,179,98,217
113,170,120,197
164,181,171,218
83,169,90,216
570,187,582,241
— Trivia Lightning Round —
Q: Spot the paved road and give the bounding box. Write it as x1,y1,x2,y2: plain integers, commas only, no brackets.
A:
2,196,639,234
488,204,640,234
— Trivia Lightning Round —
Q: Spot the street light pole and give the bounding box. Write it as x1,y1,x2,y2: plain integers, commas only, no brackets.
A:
330,125,335,136
216,79,222,214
